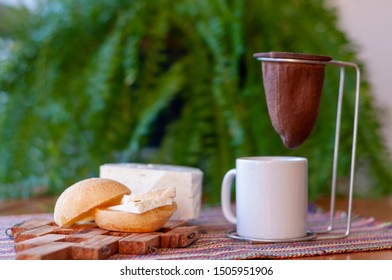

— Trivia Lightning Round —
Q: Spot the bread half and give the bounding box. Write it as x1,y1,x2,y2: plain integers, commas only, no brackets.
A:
54,178,131,227
95,202,177,232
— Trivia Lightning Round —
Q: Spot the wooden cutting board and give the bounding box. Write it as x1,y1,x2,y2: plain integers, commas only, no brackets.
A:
10,219,201,260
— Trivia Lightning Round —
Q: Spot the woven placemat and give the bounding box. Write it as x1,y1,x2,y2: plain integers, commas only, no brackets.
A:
1,209,392,260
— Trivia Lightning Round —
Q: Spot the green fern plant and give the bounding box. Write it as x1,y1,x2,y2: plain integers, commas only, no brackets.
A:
1,0,391,205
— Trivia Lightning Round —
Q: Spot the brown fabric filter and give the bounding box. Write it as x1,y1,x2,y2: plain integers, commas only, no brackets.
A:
254,52,332,149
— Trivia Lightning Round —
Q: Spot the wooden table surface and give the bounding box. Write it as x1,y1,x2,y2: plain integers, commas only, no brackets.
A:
1,195,392,260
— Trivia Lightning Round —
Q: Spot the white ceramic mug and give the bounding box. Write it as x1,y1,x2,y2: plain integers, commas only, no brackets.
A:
221,156,308,240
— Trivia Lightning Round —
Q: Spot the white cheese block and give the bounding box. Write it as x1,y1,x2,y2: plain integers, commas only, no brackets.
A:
99,163,203,220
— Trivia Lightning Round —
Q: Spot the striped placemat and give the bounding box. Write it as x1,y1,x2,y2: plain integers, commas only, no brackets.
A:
1,208,392,260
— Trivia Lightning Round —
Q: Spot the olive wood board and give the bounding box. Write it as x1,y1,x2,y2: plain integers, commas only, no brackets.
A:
9,219,201,260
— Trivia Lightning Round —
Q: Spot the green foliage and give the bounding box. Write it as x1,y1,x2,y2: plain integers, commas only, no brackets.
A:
1,0,391,204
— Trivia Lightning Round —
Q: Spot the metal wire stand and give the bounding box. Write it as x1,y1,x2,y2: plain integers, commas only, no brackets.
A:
255,56,361,240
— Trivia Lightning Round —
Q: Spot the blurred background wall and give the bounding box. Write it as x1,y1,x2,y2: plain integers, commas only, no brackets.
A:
328,0,392,154
3,0,391,153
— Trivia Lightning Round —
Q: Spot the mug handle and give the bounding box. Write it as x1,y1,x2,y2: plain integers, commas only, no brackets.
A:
221,169,237,224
